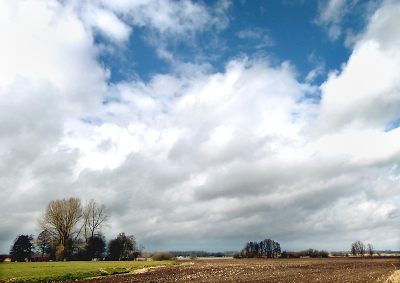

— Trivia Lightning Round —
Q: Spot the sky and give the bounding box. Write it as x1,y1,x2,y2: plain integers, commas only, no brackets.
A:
0,0,400,254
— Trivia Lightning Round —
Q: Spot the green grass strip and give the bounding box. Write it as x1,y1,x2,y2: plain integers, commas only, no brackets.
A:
0,261,179,283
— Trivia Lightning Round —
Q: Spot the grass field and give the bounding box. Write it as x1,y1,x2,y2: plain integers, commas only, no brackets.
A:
0,260,179,283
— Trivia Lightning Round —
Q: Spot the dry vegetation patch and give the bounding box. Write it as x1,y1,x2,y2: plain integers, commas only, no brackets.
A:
386,270,400,283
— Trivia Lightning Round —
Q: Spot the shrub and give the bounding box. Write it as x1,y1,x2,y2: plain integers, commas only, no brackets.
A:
300,249,329,258
189,254,197,260
319,250,329,258
233,251,245,259
301,249,318,257
288,252,301,258
279,251,300,258
151,252,174,261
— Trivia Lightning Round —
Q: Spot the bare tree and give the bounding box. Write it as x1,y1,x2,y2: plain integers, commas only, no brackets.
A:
358,241,366,257
351,242,357,256
38,198,83,260
351,240,366,257
36,230,52,257
367,243,374,257
83,199,111,242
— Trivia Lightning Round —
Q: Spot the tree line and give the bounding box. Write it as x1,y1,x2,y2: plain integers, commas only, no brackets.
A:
280,249,329,258
233,239,376,259
10,198,143,261
234,239,281,258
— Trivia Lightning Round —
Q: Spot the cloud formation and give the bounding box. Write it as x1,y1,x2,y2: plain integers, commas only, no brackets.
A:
0,0,399,253
315,0,349,40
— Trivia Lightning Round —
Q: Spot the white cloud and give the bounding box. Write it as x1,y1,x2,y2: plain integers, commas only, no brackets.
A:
318,1,400,132
305,53,326,83
309,129,400,165
0,0,111,250
82,5,131,42
315,0,357,41
97,0,228,37
86,0,230,62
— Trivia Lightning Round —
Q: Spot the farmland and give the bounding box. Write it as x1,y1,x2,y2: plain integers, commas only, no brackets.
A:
1,257,399,283
67,257,400,283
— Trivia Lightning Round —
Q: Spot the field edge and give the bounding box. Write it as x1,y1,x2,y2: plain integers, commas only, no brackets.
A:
0,261,180,283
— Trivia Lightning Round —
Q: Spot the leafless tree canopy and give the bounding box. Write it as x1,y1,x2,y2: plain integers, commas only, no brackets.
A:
83,199,111,241
37,198,111,260
36,229,52,257
38,198,83,253
367,243,374,257
351,240,366,257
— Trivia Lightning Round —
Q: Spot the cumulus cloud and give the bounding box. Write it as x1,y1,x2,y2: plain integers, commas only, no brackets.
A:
318,1,400,132
0,0,400,254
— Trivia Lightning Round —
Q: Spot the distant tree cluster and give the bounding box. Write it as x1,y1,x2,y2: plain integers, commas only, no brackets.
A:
237,239,281,258
278,249,330,258
351,241,374,257
300,249,329,258
9,198,143,262
36,198,112,261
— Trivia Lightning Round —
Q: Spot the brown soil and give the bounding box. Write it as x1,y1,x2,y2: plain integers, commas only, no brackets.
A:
67,257,400,283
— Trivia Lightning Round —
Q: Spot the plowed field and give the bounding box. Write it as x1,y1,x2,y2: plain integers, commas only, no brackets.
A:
67,257,400,283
